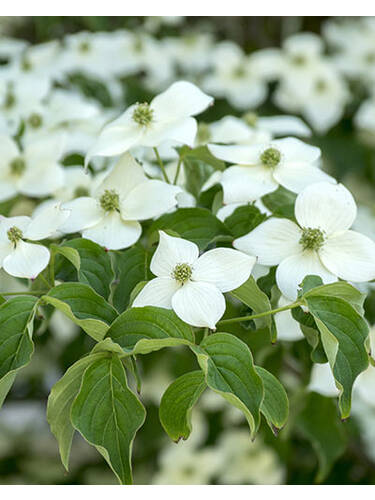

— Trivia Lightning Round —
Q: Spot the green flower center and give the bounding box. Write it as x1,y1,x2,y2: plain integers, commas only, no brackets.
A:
173,263,192,284
315,79,327,93
28,113,43,128
132,102,154,127
232,66,246,78
260,147,281,168
133,38,144,53
100,189,120,212
197,123,211,144
79,41,91,53
7,226,23,245
365,52,375,64
299,227,325,251
4,92,16,109
21,58,32,72
243,111,258,127
10,157,26,176
74,186,90,198
291,54,306,66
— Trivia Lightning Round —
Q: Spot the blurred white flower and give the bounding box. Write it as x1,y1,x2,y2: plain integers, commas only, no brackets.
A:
133,230,255,328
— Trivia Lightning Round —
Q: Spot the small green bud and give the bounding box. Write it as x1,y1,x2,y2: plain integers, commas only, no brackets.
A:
7,226,23,245
100,189,120,212
28,113,43,128
299,227,325,251
260,147,281,168
173,263,192,284
132,102,154,127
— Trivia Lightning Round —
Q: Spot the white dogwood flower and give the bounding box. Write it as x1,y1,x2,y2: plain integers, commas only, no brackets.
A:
0,134,65,202
0,203,69,279
85,81,213,167
209,137,333,204
133,231,255,328
234,182,375,300
61,153,181,250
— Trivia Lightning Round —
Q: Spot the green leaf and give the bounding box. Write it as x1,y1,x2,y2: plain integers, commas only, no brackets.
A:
191,333,264,438
159,370,206,442
112,246,150,313
56,238,114,299
178,145,226,171
230,276,276,342
224,204,267,239
148,208,231,251
291,307,327,363
255,366,289,432
106,306,194,355
305,295,369,418
47,352,106,470
42,283,118,341
71,354,146,484
51,244,81,272
262,186,296,219
0,296,38,408
296,392,347,482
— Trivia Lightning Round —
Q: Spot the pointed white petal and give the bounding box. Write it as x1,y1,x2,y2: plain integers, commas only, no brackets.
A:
82,211,142,250
60,197,103,234
257,116,311,137
275,295,304,341
221,165,278,204
3,241,50,279
24,202,70,240
276,137,321,163
0,134,19,163
171,281,225,328
151,81,213,120
208,143,262,165
0,241,13,265
354,366,375,407
295,182,357,235
320,230,375,282
132,277,180,309
308,363,339,397
142,117,198,148
276,251,337,300
273,163,335,193
0,216,31,240
192,247,255,292
234,218,302,266
0,180,17,202
25,134,65,163
122,180,181,221
150,231,199,277
18,162,65,197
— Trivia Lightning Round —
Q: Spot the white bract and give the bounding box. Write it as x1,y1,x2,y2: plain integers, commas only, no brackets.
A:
133,231,255,328
234,182,375,300
61,153,181,250
85,81,213,167
0,134,65,202
209,137,333,204
0,203,69,279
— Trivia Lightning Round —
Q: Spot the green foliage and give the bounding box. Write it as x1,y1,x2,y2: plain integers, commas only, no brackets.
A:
71,354,146,484
262,186,297,219
223,204,267,238
255,366,289,432
159,370,206,442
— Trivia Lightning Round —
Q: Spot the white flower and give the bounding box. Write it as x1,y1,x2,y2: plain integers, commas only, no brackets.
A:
209,137,333,204
274,295,304,342
133,231,255,328
61,153,181,250
0,203,69,279
0,134,65,202
234,182,375,300
308,363,340,398
85,81,213,167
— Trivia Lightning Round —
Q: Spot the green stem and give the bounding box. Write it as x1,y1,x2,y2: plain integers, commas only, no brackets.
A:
153,147,170,184
0,290,48,296
49,248,56,287
217,300,302,326
173,157,183,185
38,273,52,290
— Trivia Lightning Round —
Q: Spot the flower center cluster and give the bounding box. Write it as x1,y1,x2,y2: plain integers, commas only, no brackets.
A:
21,58,32,72
315,79,327,93
299,227,325,251
74,186,90,198
173,263,192,284
79,41,91,53
291,54,306,66
232,66,246,79
260,147,281,168
7,226,23,245
132,102,154,127
28,113,43,128
100,189,120,212
365,52,375,64
10,157,26,176
4,92,16,109
243,111,258,127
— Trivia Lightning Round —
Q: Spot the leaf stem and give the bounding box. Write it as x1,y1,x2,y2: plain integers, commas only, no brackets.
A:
173,157,183,185
217,300,302,326
153,147,170,184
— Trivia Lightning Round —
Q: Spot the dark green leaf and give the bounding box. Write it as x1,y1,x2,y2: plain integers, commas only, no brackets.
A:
255,366,289,432
224,204,267,238
262,186,296,219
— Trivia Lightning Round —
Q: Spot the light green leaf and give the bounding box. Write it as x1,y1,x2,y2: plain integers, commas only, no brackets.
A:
191,333,264,438
262,185,296,219
178,145,226,171
71,354,146,484
255,366,289,432
148,208,231,251
0,296,38,408
230,276,276,342
42,283,118,341
305,295,369,418
47,352,106,470
159,370,206,442
224,204,267,239
297,392,347,482
106,306,194,355
51,244,81,272
56,238,114,299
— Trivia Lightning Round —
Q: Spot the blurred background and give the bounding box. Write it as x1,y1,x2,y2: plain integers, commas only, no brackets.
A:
1,16,375,485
